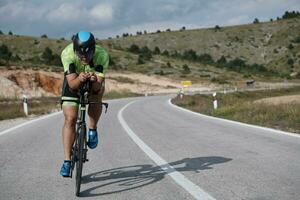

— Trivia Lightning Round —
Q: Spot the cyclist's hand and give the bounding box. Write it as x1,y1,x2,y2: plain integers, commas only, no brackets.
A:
88,72,97,82
78,72,89,82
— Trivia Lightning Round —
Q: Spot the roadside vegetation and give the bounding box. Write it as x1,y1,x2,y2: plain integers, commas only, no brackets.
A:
0,90,140,120
172,86,300,133
0,97,60,120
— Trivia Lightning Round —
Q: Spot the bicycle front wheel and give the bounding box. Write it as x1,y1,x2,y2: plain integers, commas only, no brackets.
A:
75,126,86,196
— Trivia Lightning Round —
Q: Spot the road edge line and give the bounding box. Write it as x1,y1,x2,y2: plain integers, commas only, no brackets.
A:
168,98,300,138
0,111,62,137
118,100,216,200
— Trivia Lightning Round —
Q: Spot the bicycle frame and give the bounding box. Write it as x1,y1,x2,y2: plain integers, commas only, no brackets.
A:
69,80,108,196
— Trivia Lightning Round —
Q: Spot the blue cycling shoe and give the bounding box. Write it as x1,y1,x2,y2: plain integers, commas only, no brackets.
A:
87,129,98,149
60,160,71,177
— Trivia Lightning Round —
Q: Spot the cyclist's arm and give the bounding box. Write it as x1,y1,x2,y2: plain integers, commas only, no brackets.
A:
89,69,104,93
65,64,89,90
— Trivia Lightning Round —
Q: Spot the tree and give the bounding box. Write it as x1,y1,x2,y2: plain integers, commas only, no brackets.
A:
42,47,53,62
162,50,169,56
198,53,214,64
0,44,12,62
167,62,172,68
288,44,294,49
153,46,161,54
181,26,186,31
41,47,62,66
182,64,191,74
0,30,3,35
156,30,161,33
166,28,171,32
137,55,145,65
253,18,260,24
128,44,140,54
217,56,227,67
8,31,13,35
182,49,197,61
215,25,221,31
41,34,48,38
282,10,300,19
139,46,152,60
287,58,294,65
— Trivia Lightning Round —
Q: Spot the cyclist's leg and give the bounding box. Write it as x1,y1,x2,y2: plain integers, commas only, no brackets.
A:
62,105,78,160
61,77,79,160
88,80,105,129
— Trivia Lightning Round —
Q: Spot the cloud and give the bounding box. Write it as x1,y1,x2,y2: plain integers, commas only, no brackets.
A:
46,2,114,26
90,3,113,23
46,3,83,23
0,1,47,21
0,0,299,38
226,15,251,26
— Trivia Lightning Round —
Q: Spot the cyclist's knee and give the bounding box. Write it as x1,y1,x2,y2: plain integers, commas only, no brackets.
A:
64,116,77,127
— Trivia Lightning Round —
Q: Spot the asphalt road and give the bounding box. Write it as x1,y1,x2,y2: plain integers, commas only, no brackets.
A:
0,95,300,200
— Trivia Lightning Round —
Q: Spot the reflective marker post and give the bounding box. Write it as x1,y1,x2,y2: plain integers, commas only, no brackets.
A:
23,95,28,116
213,92,218,110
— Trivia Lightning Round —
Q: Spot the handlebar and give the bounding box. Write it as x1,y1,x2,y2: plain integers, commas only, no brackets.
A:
79,80,92,95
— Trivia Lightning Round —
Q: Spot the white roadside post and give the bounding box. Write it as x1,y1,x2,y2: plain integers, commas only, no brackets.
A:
22,94,28,116
213,92,218,110
179,88,184,99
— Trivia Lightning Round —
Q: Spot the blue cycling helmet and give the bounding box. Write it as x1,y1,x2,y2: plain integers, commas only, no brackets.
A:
73,31,95,61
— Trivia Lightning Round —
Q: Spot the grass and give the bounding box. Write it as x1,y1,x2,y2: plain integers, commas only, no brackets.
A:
103,89,141,99
0,97,60,120
172,86,300,133
0,89,141,120
0,90,140,120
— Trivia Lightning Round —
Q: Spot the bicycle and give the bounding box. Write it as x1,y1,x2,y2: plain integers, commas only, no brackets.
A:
68,80,108,196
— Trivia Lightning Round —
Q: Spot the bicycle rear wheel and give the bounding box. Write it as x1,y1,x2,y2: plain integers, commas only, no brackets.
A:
75,126,86,196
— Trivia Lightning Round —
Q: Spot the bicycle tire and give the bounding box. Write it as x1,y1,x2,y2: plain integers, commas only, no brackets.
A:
75,126,85,196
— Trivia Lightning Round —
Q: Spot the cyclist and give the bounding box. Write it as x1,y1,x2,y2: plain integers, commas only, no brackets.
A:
59,31,109,177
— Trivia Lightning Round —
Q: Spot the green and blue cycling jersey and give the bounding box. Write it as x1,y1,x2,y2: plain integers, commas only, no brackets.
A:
61,43,109,77
60,43,109,106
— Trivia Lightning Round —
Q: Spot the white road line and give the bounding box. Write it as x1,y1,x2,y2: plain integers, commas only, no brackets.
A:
118,101,216,200
168,99,300,139
0,111,62,136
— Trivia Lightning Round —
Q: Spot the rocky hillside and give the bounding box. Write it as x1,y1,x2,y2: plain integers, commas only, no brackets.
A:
107,17,300,75
0,15,300,99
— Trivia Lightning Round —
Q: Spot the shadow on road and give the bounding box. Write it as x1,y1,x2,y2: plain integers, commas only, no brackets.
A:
80,156,232,197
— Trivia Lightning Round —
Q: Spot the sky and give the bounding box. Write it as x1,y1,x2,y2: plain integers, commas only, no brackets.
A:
0,0,299,39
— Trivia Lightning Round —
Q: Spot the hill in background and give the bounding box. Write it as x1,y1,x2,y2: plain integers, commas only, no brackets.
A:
0,14,299,89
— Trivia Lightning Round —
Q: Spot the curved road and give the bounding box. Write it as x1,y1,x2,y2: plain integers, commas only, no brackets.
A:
0,95,300,200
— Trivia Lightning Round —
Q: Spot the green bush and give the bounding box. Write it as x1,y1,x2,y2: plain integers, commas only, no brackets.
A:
198,53,214,64
292,36,300,43
282,11,300,19
182,64,191,74
162,50,169,56
153,46,161,54
0,44,12,63
287,58,294,65
128,44,140,53
41,47,62,66
137,55,145,65
253,18,260,24
217,56,227,67
182,49,197,61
